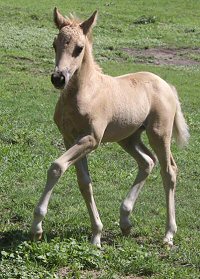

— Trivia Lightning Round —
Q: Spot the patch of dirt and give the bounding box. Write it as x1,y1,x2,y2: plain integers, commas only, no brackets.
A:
81,270,103,279
122,47,200,66
81,272,144,279
57,267,144,279
57,268,102,278
57,267,71,278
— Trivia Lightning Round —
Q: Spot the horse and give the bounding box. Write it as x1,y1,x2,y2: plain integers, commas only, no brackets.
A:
31,8,189,247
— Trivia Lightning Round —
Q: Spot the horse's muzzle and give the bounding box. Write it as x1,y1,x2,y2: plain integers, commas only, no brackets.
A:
51,71,66,89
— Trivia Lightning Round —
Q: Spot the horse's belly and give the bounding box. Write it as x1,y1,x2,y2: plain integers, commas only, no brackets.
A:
102,122,141,143
101,99,148,142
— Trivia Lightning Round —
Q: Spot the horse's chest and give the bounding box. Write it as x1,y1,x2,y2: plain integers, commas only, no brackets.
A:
54,97,90,143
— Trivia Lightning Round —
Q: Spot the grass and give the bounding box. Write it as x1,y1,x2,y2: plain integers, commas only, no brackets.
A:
0,0,200,278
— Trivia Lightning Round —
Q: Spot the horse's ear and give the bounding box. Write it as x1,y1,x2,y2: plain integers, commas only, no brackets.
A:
54,7,68,29
80,11,98,35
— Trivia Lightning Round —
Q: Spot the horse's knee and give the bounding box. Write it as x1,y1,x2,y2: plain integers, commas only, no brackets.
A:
79,135,99,150
161,165,177,188
139,157,155,175
47,161,64,180
134,145,155,175
146,157,155,174
88,135,98,148
169,167,177,186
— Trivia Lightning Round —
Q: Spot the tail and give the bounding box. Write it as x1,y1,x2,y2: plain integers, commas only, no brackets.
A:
171,85,190,148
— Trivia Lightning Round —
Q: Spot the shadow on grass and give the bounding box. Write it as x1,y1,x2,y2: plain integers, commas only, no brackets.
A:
0,226,122,251
0,229,29,250
45,227,122,246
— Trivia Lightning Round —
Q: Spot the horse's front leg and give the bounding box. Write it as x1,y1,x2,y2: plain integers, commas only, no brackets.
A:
75,157,103,247
31,135,98,240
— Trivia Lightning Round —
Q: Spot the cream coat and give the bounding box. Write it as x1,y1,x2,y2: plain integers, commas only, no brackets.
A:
31,8,189,247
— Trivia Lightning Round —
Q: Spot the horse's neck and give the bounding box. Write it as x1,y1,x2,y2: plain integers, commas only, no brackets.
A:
63,40,100,99
78,40,99,85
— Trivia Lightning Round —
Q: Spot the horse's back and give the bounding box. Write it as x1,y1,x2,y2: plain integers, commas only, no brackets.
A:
118,71,178,134
115,71,177,115
101,71,177,142
115,71,173,96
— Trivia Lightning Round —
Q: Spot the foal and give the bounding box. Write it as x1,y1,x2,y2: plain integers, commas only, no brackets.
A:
31,8,189,247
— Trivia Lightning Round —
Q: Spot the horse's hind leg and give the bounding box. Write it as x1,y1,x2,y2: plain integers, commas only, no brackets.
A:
75,157,103,247
146,126,178,246
118,129,156,236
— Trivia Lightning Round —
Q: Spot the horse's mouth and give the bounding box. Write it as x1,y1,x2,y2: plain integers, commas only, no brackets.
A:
53,83,65,90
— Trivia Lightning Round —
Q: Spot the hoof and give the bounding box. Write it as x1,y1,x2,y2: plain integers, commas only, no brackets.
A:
95,243,101,249
91,235,101,248
31,231,43,241
163,237,173,247
91,241,101,249
121,225,132,236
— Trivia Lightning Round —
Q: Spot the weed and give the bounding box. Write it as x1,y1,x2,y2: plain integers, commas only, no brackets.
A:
133,15,156,25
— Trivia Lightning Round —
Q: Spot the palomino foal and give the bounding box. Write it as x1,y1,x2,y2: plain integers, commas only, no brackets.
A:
31,8,189,247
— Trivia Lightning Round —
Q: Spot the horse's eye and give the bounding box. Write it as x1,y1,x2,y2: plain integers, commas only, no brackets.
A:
72,45,84,57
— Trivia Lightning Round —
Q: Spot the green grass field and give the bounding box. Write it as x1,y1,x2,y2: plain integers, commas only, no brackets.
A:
0,0,200,278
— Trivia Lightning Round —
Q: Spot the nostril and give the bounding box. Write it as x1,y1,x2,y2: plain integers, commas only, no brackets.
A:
51,73,58,84
51,72,65,88
51,73,56,84
60,74,65,84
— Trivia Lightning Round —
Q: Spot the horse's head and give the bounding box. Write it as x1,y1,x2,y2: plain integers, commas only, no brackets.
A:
51,8,97,89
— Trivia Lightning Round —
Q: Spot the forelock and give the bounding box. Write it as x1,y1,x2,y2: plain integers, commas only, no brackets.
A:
60,25,82,38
